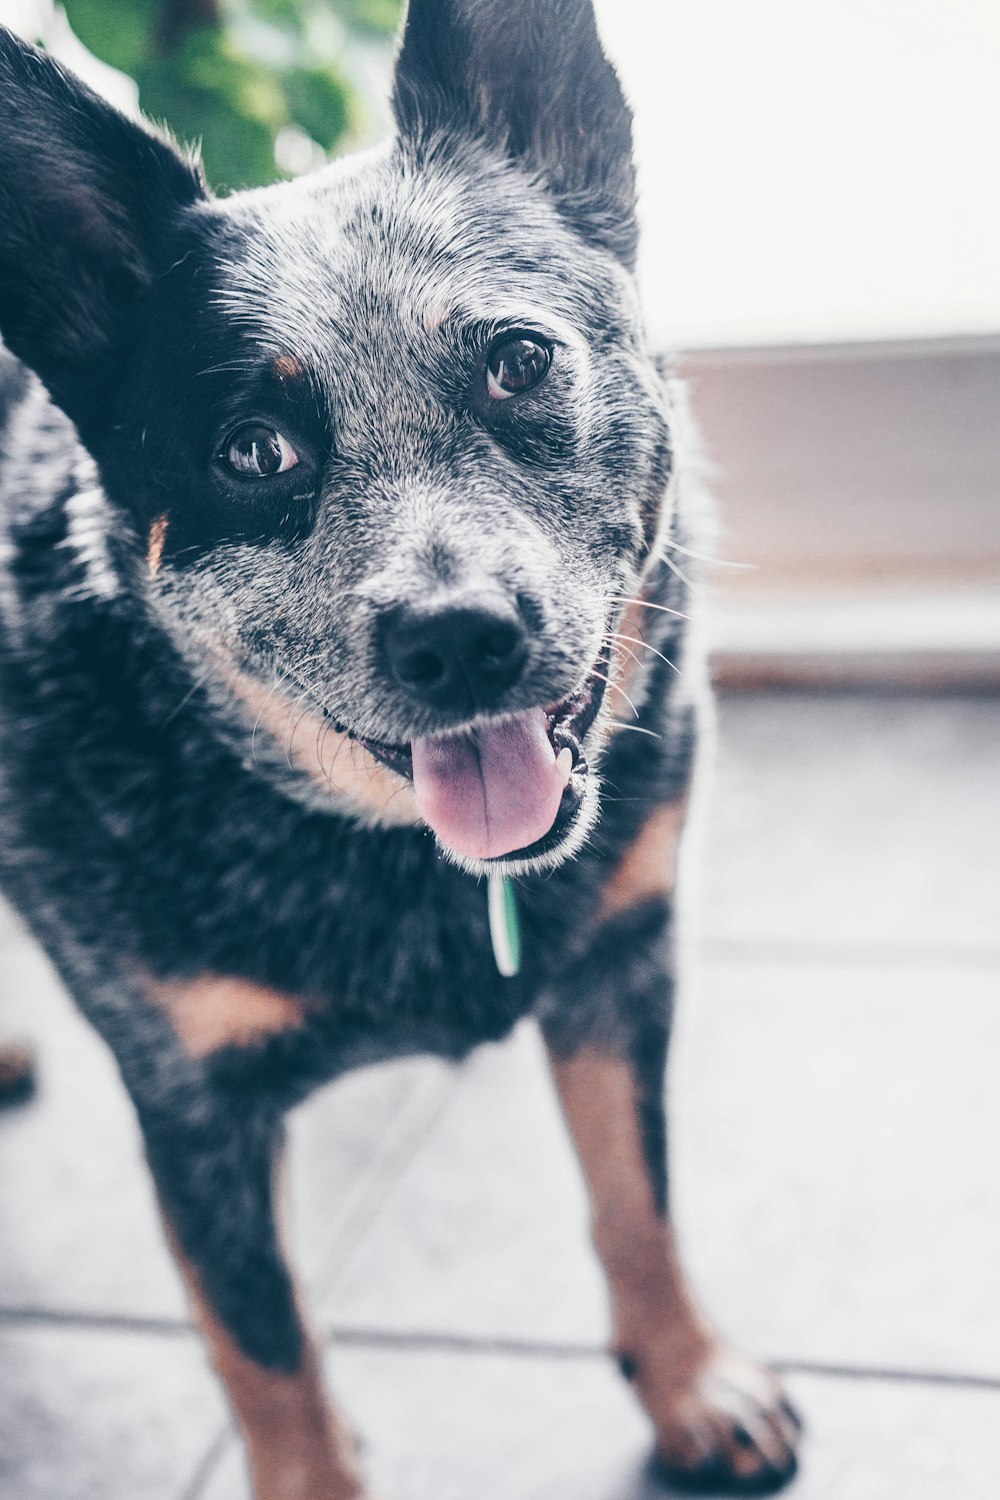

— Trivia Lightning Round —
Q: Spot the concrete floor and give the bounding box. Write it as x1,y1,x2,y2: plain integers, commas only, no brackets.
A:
1,690,998,1499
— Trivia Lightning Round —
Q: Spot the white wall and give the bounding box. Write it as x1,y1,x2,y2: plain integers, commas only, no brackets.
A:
595,0,1000,348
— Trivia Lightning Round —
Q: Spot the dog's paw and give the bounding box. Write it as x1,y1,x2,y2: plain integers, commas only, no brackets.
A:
625,1344,801,1494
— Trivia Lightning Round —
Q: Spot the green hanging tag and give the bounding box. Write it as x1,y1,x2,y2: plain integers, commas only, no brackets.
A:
487,872,521,977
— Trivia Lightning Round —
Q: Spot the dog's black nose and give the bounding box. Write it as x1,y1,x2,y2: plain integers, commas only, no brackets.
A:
383,595,529,711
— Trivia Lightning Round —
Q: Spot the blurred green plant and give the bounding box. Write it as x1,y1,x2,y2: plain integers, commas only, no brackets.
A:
62,0,402,189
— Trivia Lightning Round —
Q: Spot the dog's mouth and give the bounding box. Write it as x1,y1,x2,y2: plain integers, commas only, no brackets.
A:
348,647,608,865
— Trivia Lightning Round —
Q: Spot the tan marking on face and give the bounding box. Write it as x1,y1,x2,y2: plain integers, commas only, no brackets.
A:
147,514,168,579
148,974,306,1060
596,799,687,923
229,669,421,828
162,1221,369,1500
273,353,306,382
547,1047,795,1480
421,295,452,334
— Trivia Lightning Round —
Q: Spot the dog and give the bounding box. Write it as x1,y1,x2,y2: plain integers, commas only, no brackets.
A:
0,3,801,1494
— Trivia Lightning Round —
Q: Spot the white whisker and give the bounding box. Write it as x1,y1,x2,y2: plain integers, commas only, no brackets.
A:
589,667,639,720
659,550,697,590
603,634,642,672
161,662,215,726
612,722,662,739
286,687,319,769
610,594,691,623
614,632,681,675
664,538,755,570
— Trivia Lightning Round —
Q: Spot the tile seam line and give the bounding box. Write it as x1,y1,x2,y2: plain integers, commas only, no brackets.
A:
317,1327,1000,1394
701,938,1000,971
307,1067,461,1304
0,1305,194,1336
175,1425,233,1500
771,1358,1000,1393
3,1307,998,1395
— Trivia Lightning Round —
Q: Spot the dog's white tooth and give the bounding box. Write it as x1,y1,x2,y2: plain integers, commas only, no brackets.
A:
556,746,573,787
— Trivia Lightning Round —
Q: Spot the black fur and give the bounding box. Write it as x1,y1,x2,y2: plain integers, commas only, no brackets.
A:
0,6,798,1491
392,0,638,266
0,38,203,440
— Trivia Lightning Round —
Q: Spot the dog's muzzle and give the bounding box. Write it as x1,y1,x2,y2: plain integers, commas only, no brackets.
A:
352,638,609,865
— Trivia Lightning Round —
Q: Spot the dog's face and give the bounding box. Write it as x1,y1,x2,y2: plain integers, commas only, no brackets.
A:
0,1,673,875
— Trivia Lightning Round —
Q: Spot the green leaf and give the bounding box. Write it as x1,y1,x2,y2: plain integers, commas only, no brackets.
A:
280,64,350,152
242,0,305,28
62,0,159,77
137,32,286,189
60,0,404,188
326,0,402,38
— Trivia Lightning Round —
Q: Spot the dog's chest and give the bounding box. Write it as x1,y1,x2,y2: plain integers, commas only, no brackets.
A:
0,675,540,1064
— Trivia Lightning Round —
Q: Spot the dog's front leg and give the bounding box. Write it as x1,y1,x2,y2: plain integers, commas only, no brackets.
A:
170,1234,365,1500
541,808,801,1492
135,1064,371,1500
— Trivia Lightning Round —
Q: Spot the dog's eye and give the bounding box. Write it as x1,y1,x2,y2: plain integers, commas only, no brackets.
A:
486,337,552,400
222,424,300,478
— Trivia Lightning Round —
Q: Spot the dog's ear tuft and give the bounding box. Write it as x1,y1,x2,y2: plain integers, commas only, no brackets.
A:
391,0,637,268
0,28,206,427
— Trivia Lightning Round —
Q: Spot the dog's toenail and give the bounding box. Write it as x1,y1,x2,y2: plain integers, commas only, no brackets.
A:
617,1352,638,1381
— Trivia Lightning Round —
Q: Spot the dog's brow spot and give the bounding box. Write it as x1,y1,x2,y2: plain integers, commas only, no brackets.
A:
272,354,306,382
421,298,453,335
147,514,169,579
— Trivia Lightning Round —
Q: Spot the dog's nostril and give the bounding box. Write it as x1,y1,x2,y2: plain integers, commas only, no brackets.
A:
400,648,447,688
475,622,521,667
383,597,529,711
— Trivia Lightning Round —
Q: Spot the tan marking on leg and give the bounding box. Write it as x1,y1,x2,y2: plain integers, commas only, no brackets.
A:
163,1223,371,1500
548,1047,800,1483
272,353,306,382
596,800,686,923
548,1048,711,1378
147,975,306,1060
229,669,421,828
147,514,168,579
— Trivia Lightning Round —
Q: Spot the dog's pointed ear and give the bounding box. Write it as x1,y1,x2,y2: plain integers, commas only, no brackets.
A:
391,0,637,268
0,28,205,430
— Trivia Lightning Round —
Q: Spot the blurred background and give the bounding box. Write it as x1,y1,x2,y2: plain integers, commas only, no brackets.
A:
610,0,1000,691
1,3,998,1498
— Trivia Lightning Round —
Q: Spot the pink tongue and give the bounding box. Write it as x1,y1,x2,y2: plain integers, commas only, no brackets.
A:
411,709,565,860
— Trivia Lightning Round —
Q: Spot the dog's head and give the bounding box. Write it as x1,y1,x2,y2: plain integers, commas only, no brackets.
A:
0,1,674,875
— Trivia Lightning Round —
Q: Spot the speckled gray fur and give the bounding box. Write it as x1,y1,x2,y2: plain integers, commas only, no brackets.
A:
0,2,704,1375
